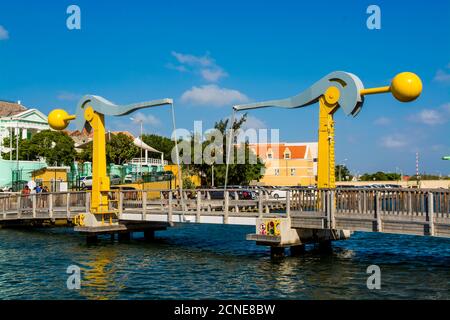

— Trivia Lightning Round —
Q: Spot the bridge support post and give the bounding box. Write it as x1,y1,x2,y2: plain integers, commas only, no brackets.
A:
290,244,305,256
318,239,332,252
86,235,98,244
118,232,131,241
270,246,285,258
144,230,155,241
428,192,434,236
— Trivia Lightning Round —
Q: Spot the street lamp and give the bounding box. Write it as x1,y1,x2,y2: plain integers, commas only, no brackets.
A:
338,158,348,181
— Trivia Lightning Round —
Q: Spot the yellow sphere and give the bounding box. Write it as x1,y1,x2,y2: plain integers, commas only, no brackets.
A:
390,72,422,102
48,109,71,130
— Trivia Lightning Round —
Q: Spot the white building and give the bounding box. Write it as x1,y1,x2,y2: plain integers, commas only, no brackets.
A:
0,100,49,155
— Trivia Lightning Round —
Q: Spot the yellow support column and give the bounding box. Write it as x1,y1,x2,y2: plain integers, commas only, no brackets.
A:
317,87,339,189
84,106,111,222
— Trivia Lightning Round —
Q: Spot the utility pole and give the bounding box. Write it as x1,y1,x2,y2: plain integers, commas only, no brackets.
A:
338,159,348,181
130,117,144,181
140,120,143,179
416,152,420,187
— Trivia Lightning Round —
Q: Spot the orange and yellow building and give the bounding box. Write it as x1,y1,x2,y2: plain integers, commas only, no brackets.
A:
248,142,317,186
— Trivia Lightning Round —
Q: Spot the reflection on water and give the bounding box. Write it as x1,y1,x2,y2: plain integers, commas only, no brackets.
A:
0,224,448,300
80,248,118,300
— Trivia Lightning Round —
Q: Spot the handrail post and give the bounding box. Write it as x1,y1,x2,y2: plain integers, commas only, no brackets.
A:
32,194,37,218
286,190,291,218
428,192,434,236
329,190,335,229
118,191,123,219
196,191,201,223
168,191,173,223
49,193,54,218
66,192,71,219
2,197,6,220
17,195,21,219
224,191,229,224
85,192,91,213
258,190,263,218
375,191,382,232
142,190,147,221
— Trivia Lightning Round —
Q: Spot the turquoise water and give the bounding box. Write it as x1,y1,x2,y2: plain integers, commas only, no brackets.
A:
0,224,449,300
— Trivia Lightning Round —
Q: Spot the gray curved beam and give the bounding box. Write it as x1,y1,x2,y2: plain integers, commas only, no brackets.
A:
74,95,173,131
233,71,365,117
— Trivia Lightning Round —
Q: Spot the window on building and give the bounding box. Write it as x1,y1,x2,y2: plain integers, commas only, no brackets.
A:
284,152,291,159
274,168,280,176
267,153,273,159
290,168,296,176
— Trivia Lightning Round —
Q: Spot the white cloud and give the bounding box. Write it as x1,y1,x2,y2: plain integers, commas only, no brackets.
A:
373,117,391,126
57,91,82,101
169,51,227,82
131,112,161,127
442,103,450,113
166,63,188,73
0,25,9,40
409,109,447,125
181,84,249,107
242,115,267,130
430,144,446,152
171,51,213,67
380,134,409,149
201,68,228,82
434,63,450,83
434,69,450,83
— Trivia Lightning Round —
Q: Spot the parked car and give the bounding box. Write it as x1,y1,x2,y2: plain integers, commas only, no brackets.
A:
209,188,256,200
80,176,93,189
270,188,288,200
110,174,121,185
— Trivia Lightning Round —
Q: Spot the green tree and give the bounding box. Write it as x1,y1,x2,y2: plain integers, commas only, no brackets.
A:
78,133,138,165
141,134,175,162
2,130,77,165
335,164,352,181
360,171,401,181
190,113,264,186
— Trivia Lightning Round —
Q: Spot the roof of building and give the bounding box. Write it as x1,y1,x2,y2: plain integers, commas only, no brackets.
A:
248,143,317,160
69,130,162,153
0,101,27,117
31,166,71,174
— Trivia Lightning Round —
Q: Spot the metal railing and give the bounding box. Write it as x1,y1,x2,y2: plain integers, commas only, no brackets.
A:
0,188,449,237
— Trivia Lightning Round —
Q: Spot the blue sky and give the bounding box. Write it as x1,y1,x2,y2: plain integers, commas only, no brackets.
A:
0,0,449,176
